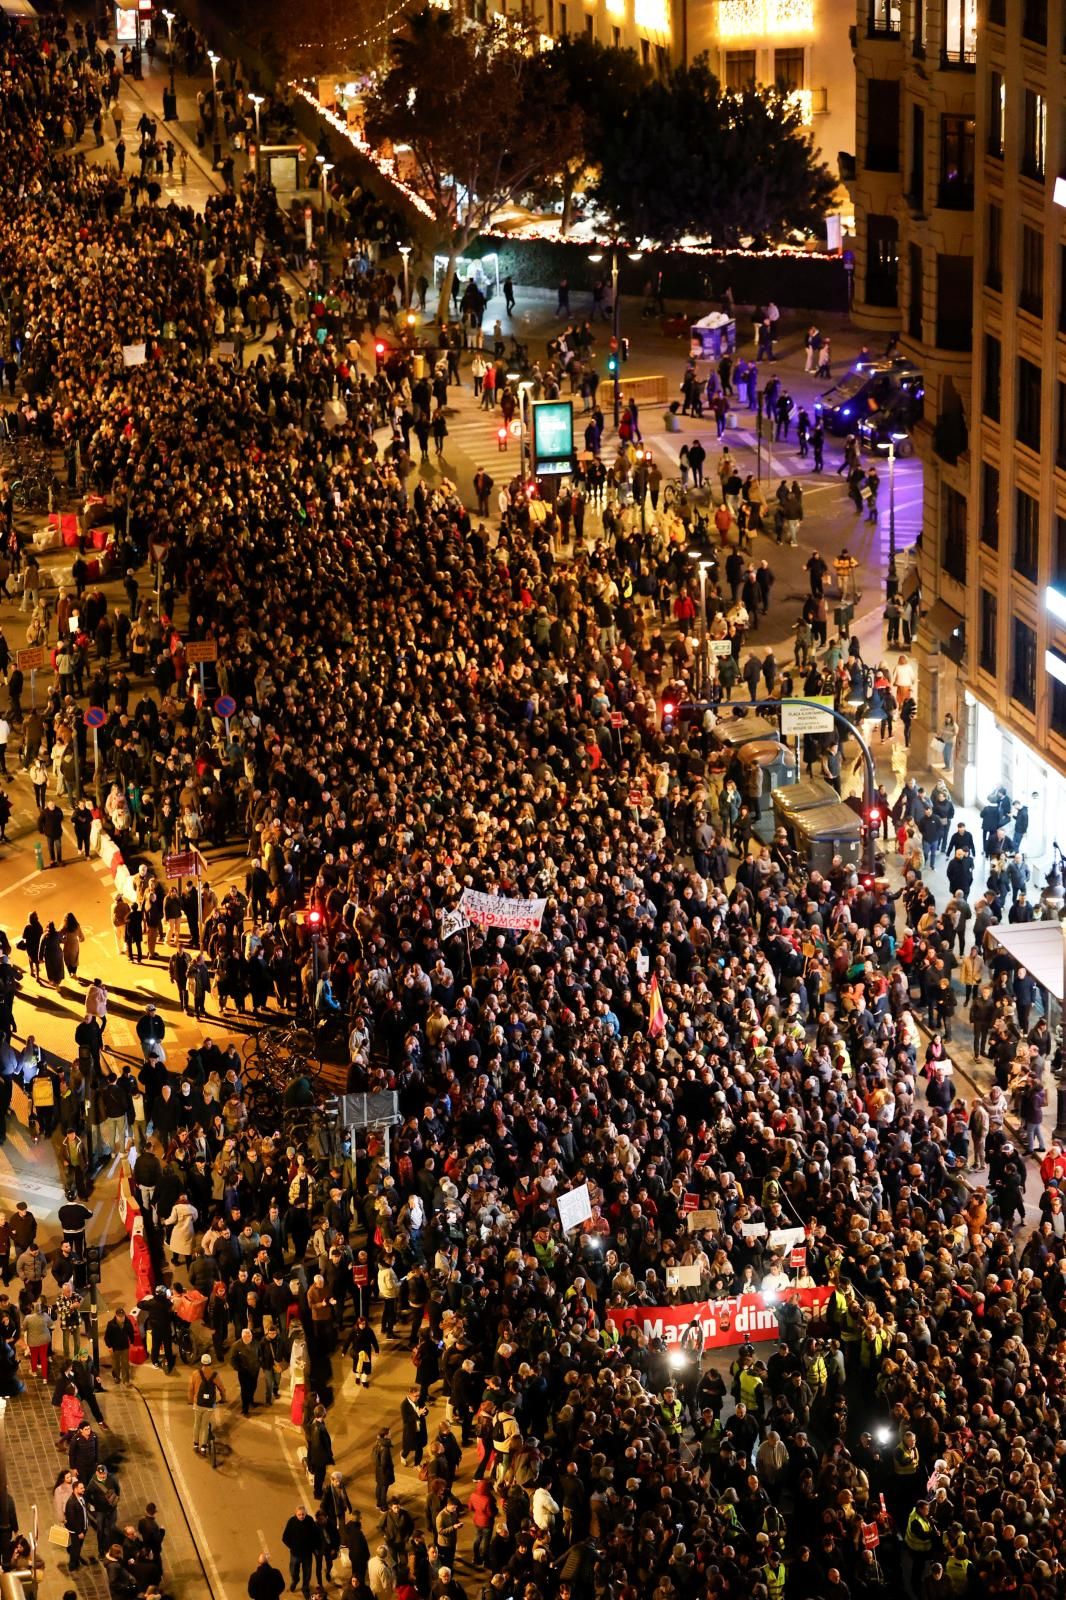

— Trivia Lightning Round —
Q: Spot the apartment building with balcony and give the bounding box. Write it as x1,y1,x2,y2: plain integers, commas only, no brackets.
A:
851,0,975,757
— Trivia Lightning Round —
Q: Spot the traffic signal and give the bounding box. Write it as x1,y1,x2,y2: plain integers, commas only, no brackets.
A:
621,337,630,363
497,425,508,447
864,804,882,835
374,340,387,368
662,698,677,733
85,1245,101,1285
606,354,618,377
308,908,323,928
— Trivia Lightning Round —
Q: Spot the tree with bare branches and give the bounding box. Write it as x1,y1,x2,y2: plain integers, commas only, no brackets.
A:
366,8,577,320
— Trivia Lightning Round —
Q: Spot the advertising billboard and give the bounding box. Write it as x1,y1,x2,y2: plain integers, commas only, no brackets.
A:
531,400,574,477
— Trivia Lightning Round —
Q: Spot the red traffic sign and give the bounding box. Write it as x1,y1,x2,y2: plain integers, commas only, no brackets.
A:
164,850,201,882
215,695,236,720
609,710,624,728
84,706,107,729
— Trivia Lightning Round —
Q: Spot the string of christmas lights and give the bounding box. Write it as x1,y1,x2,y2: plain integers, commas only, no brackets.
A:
290,0,409,52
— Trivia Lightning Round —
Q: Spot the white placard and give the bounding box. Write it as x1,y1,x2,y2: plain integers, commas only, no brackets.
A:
768,1226,806,1251
688,1208,721,1233
122,343,146,367
740,1221,768,1239
666,1263,704,1289
557,1183,592,1233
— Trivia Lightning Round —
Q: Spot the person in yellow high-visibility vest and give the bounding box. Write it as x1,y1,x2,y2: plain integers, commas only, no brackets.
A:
738,1363,764,1417
905,1499,936,1592
945,1544,972,1595
762,1553,786,1600
659,1385,683,1443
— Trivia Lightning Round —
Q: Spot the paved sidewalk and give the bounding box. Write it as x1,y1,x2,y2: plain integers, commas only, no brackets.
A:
8,1377,206,1598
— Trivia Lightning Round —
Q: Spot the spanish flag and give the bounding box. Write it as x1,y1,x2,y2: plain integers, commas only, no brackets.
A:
648,974,666,1039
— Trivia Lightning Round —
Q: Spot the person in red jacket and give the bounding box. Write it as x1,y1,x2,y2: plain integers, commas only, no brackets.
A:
467,1478,496,1568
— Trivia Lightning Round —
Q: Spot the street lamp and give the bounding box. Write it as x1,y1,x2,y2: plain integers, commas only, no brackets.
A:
319,159,334,229
161,9,175,99
248,92,264,181
508,373,534,474
398,244,411,309
887,434,898,592
588,244,642,431
638,447,652,533
687,549,712,694
207,51,221,170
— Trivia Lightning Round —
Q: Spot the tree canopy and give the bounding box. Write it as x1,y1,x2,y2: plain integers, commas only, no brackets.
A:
590,57,837,248
366,8,579,314
536,35,649,234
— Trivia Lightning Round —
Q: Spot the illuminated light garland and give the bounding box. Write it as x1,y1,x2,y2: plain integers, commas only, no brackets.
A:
290,84,436,218
290,0,410,51
717,0,814,39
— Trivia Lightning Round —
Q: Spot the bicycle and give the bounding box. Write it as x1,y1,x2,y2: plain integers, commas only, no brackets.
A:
195,1409,221,1468
11,469,58,511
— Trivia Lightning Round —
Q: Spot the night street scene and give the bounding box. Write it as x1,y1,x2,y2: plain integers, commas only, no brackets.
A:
0,3,1061,1600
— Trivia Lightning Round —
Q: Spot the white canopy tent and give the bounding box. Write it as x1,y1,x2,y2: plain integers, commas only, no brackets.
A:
988,920,1066,1003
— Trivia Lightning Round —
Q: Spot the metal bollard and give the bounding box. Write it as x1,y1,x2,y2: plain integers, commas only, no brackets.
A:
34,842,44,871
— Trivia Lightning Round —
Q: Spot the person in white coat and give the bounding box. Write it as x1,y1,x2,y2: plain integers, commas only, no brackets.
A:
532,1483,560,1532
367,1544,394,1600
163,1195,198,1265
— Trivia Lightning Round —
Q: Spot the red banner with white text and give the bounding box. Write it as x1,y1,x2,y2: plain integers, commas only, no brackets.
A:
606,1287,833,1351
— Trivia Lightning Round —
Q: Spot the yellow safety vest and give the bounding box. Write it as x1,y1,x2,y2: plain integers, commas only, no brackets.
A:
905,1511,933,1552
946,1555,971,1593
763,1561,786,1600
660,1398,682,1435
739,1370,763,1410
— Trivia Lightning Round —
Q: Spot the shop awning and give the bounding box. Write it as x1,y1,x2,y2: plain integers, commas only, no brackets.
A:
989,920,1066,1002
925,598,964,638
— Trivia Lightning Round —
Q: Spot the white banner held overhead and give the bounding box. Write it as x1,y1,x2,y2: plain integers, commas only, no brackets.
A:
458,889,547,932
122,343,147,367
441,907,469,942
557,1183,592,1233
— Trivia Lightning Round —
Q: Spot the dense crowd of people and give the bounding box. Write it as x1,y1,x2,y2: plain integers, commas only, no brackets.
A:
1,12,1066,1600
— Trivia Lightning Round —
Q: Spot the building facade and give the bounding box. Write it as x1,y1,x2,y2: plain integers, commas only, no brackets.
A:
961,0,1066,861
688,0,857,189
851,0,975,762
853,0,1066,870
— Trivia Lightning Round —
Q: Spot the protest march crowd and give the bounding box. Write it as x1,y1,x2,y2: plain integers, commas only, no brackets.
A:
1,12,1066,1600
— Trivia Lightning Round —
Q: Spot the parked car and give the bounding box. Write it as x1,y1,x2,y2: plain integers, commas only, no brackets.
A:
816,358,924,436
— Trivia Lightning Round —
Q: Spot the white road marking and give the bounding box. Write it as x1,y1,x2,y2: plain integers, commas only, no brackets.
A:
160,1386,232,1600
